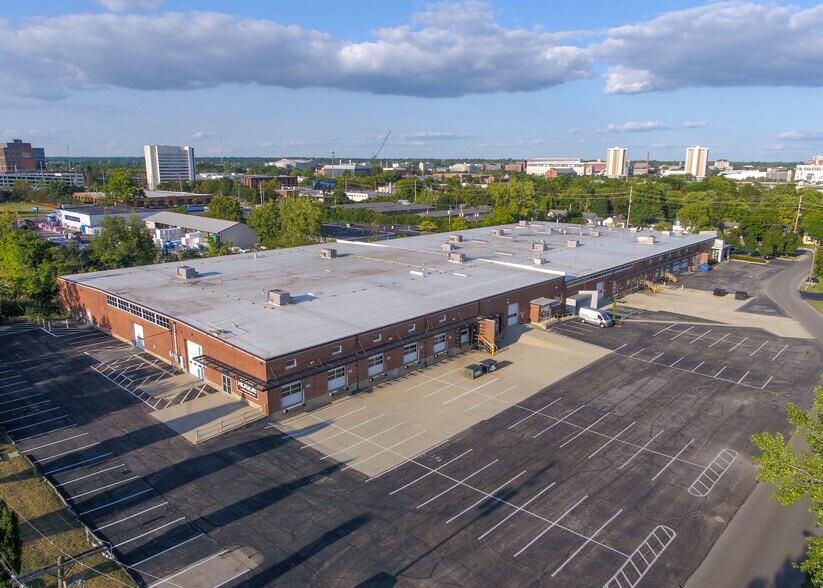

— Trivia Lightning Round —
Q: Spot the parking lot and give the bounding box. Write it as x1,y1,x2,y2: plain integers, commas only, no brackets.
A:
0,304,820,586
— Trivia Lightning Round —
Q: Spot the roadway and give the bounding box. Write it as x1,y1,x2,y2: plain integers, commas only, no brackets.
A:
687,251,822,588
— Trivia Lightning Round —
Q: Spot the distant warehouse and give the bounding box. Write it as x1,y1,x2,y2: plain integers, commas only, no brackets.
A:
143,211,257,250
58,223,716,416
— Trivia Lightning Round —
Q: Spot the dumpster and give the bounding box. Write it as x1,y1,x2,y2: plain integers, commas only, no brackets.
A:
735,291,749,300
479,359,498,373
464,364,484,379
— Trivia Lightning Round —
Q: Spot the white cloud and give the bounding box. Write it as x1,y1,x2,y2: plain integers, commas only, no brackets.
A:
602,121,670,133
777,131,823,141
596,2,823,94
0,1,591,100
191,131,212,140
97,0,164,12
683,121,707,128
399,132,473,140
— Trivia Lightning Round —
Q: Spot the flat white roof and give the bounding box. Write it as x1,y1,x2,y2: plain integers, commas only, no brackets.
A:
61,222,714,360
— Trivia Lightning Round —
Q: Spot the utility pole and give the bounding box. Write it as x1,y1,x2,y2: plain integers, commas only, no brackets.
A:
626,186,633,229
794,192,803,233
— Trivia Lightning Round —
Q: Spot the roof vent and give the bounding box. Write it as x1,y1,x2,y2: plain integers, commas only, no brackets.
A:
566,240,579,248
533,257,547,266
490,228,504,237
448,252,466,264
267,289,291,306
448,235,463,244
441,242,455,251
531,242,548,252
518,220,530,227
178,266,198,279
320,248,337,259
637,236,656,245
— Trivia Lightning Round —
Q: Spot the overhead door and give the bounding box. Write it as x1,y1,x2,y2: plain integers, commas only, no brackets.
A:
186,340,204,379
507,303,519,327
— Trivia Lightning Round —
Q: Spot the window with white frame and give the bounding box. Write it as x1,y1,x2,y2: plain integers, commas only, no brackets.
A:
331,345,342,355
285,359,297,370
281,381,303,408
408,323,416,333
403,342,418,364
372,334,382,344
367,353,384,377
433,333,447,353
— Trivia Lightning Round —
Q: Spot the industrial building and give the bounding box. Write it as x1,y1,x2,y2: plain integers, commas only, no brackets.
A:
143,211,257,250
74,190,214,208
144,145,196,190
59,222,715,416
55,206,155,234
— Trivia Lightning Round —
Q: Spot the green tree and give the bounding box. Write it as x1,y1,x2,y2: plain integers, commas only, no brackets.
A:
753,379,823,585
10,180,33,202
0,208,16,237
278,198,325,246
0,499,21,586
450,218,470,231
676,199,714,230
247,200,281,246
86,215,157,270
205,195,244,222
103,168,143,205
419,219,437,234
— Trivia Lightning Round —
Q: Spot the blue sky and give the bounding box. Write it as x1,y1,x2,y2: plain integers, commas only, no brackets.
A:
1,1,822,161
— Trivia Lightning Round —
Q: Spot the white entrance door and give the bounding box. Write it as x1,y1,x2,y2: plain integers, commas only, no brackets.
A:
186,340,204,379
133,324,144,350
507,303,519,327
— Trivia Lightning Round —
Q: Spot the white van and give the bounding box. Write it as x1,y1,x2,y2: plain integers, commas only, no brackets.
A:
578,306,614,328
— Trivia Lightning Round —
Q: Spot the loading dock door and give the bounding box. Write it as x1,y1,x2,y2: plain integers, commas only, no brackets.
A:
186,340,204,379
133,324,145,351
507,303,519,327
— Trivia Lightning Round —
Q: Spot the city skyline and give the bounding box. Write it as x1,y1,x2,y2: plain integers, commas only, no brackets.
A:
1,1,822,161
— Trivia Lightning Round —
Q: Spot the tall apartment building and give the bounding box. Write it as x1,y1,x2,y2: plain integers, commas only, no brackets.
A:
0,139,46,172
144,145,195,190
685,146,710,179
606,147,628,178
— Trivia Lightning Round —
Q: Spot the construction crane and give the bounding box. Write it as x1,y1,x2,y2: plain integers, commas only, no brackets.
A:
371,130,391,160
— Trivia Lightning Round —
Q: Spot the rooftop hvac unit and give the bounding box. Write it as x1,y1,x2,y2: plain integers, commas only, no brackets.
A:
267,289,291,306
566,240,579,248
590,231,601,237
177,266,198,279
637,236,656,245
518,220,529,227
441,242,455,251
531,242,548,252
320,248,337,259
448,234,463,244
491,228,506,237
533,257,547,266
448,252,466,264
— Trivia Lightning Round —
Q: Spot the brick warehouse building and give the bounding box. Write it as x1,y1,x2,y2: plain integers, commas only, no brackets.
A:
58,222,715,416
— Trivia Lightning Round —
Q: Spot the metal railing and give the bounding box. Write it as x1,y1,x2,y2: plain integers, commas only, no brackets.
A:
194,409,265,444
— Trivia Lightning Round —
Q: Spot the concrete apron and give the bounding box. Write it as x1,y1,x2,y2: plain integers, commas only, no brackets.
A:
274,325,611,478
152,393,264,444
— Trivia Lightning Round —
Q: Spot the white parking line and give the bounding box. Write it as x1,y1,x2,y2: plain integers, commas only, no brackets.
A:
0,399,50,415
16,423,78,443
93,502,168,532
670,357,684,367
148,549,229,588
738,371,749,384
44,452,113,476
691,361,705,373
729,336,749,352
0,393,44,407
0,378,25,389
416,460,498,509
629,348,646,358
300,413,385,449
650,353,664,362
78,488,153,516
0,406,60,425
689,329,712,345
532,405,586,439
54,462,125,487
320,422,405,460
405,368,463,392
514,495,588,557
342,431,427,471
0,387,35,398
708,333,729,348
130,533,206,568
772,344,789,361
464,385,518,413
619,430,664,470
551,509,623,577
653,324,676,337
714,366,727,378
589,422,636,459
670,326,693,340
212,569,250,588
749,341,769,357
114,517,186,549
441,378,499,405
39,442,101,463
73,475,140,499
389,449,473,495
761,376,774,390
612,344,628,353
559,413,610,448
24,432,89,452
446,470,527,524
507,399,561,430
366,440,449,483
6,414,68,433
651,440,694,481
477,482,557,540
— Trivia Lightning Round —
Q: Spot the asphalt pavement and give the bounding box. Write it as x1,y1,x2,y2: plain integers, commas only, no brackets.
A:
687,251,823,588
